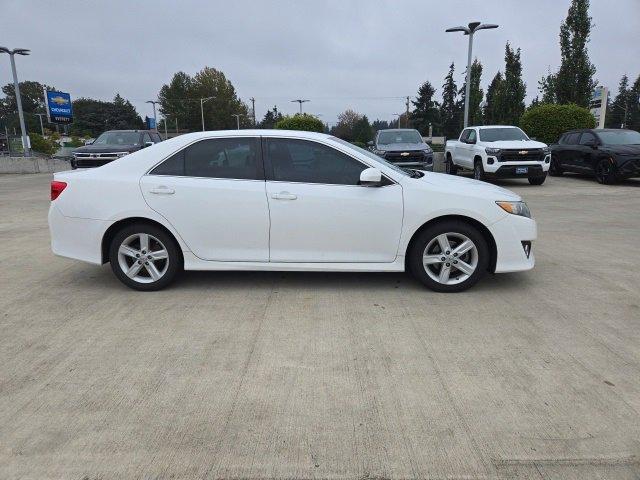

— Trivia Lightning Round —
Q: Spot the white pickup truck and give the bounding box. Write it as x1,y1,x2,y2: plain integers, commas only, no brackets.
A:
445,125,551,185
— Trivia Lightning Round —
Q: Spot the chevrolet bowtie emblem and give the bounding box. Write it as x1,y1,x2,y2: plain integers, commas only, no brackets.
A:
519,150,528,154
400,152,410,156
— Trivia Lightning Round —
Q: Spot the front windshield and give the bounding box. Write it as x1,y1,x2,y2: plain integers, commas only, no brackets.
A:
480,127,529,142
597,130,640,145
93,131,140,146
377,130,423,145
330,137,410,177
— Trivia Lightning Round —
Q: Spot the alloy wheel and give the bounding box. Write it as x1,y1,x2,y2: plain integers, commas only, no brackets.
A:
595,160,613,184
422,232,479,285
117,233,169,284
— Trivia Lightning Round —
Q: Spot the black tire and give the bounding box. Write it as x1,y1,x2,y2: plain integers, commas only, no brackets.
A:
408,220,490,293
548,155,563,176
109,223,181,291
528,174,547,185
594,159,617,185
445,154,458,175
473,160,486,181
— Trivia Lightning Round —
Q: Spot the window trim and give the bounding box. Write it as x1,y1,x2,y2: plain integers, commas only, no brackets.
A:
145,136,265,181
262,136,397,187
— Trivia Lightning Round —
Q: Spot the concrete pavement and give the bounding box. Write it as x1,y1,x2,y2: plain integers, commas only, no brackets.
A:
1,173,639,479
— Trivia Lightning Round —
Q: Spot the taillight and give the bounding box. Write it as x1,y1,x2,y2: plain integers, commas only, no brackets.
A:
51,181,67,201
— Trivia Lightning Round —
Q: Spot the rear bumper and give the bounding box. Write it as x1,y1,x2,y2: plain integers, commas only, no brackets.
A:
48,204,112,264
489,214,537,273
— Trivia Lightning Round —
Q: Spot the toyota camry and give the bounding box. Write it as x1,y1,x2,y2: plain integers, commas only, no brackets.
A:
49,130,536,292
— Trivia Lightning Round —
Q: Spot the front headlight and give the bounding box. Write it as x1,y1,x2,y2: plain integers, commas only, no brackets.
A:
374,149,386,156
542,147,551,155
115,152,129,158
422,146,433,154
496,201,531,218
485,147,501,155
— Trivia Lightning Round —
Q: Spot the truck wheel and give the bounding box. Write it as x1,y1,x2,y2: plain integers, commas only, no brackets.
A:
408,220,489,293
445,155,457,175
473,160,486,181
528,174,547,185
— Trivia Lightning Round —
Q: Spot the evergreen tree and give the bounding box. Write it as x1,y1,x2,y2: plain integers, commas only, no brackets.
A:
258,107,283,129
606,75,630,128
538,71,557,104
411,81,440,135
352,115,373,144
503,43,527,124
457,59,484,128
627,74,640,131
440,63,460,138
554,0,597,106
371,119,390,131
108,94,144,130
485,72,506,125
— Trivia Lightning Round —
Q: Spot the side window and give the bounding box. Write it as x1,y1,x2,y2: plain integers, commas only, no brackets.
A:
143,133,153,144
579,132,596,145
150,150,184,176
150,132,162,143
460,129,470,142
184,137,261,179
565,132,580,145
467,130,477,143
266,138,366,185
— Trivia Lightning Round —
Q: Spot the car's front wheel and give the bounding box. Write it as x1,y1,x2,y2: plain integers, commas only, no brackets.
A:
445,155,457,175
109,223,181,291
528,174,547,185
473,160,486,181
594,159,617,185
408,221,489,292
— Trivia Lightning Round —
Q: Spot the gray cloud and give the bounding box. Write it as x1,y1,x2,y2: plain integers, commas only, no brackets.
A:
2,0,639,126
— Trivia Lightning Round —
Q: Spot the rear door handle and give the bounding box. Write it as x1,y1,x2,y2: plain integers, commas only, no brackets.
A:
149,186,175,195
271,192,297,200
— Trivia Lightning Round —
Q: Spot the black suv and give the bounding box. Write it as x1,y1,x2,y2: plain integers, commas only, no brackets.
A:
550,129,640,184
71,130,163,169
368,129,434,171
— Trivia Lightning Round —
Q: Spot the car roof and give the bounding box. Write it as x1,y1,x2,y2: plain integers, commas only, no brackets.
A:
470,125,520,129
171,129,332,141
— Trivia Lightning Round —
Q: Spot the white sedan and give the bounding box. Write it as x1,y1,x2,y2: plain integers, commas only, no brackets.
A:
49,130,536,292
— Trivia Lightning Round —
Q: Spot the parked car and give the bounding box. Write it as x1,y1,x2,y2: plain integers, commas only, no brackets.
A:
49,130,536,293
445,126,551,185
549,129,640,184
368,129,433,171
71,130,162,169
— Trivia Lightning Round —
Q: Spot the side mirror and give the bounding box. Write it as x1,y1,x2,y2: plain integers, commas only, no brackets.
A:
84,139,94,146
367,140,374,147
144,141,154,148
468,138,476,144
359,167,382,186
584,139,598,149
530,137,537,141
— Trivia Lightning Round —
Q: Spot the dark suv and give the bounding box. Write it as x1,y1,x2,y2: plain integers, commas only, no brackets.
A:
71,130,162,169
550,129,640,184
368,129,433,171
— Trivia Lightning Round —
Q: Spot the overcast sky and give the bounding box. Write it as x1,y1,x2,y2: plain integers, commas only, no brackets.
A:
2,0,639,126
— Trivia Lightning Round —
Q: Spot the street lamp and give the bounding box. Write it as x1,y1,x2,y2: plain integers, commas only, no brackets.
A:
291,99,310,114
231,114,244,130
145,100,159,130
393,113,404,128
0,46,31,157
446,22,498,128
200,97,215,131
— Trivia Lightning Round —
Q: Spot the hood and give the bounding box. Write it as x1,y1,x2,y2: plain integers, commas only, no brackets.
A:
378,142,428,152
601,144,640,155
73,144,139,154
419,172,521,201
482,140,547,149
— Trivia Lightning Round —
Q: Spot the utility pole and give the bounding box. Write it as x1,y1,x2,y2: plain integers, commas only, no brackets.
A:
250,97,256,126
291,99,310,114
175,118,178,135
163,116,168,140
405,96,411,128
231,114,243,130
393,113,403,129
446,22,498,128
35,113,46,136
0,46,31,156
200,97,215,131
145,100,159,129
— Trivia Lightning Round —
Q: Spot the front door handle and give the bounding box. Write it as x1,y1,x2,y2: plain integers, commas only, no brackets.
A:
271,192,297,200
149,186,175,195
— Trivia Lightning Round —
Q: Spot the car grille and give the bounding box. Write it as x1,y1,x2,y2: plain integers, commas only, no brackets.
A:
498,149,544,162
384,151,428,162
73,152,126,168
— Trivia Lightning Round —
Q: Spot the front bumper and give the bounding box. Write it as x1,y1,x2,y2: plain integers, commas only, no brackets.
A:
489,214,537,273
484,154,550,176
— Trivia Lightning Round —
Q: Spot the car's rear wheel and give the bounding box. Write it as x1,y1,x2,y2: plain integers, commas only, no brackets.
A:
528,174,547,185
594,159,617,185
549,155,563,176
408,221,489,293
445,155,457,175
473,160,486,181
109,223,181,291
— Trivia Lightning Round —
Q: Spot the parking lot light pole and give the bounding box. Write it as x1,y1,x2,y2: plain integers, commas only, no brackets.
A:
200,97,215,131
0,46,31,157
446,22,498,128
291,99,309,114
35,113,46,136
145,100,159,129
231,114,244,130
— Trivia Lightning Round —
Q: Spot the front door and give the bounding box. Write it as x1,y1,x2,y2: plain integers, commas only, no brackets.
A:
141,136,270,261
264,137,403,263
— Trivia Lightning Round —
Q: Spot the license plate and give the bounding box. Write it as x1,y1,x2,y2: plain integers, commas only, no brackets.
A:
516,167,528,174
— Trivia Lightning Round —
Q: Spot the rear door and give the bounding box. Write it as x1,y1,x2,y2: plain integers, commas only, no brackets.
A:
577,132,598,172
140,136,270,261
264,137,403,263
559,132,581,171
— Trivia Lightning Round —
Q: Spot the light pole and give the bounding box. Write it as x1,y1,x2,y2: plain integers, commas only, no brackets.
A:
200,97,215,131
145,100,159,129
393,113,403,128
35,113,47,136
291,99,309,114
231,114,244,130
0,46,31,156
446,22,498,128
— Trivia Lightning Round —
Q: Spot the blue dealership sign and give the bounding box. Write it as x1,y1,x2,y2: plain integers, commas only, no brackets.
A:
45,90,73,124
